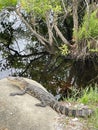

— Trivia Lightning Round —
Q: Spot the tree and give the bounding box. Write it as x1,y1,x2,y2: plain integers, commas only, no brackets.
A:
0,0,98,92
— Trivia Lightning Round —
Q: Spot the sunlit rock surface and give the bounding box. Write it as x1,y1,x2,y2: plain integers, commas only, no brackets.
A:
0,78,61,130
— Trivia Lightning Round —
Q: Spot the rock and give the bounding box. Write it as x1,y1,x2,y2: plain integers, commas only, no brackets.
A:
0,78,60,130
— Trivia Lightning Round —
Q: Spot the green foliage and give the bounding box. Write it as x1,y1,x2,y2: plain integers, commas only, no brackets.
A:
20,0,62,17
59,44,70,55
63,84,98,107
64,84,98,129
93,109,98,129
78,9,98,40
89,48,98,52
79,85,98,130
63,84,98,104
88,108,98,129
0,0,62,16
78,84,98,104
0,0,17,10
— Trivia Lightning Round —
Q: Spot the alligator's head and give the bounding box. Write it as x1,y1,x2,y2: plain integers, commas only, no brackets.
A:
7,76,28,89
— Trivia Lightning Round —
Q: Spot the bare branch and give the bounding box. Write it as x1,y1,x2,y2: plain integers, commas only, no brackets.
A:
15,7,49,47
20,54,45,76
7,46,49,58
54,24,71,47
61,0,67,13
85,0,89,14
72,0,78,42
46,10,54,53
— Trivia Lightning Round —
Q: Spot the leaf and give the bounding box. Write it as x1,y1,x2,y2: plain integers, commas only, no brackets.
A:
0,0,17,10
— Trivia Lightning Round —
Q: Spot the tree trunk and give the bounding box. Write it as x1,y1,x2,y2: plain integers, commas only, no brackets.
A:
72,0,78,43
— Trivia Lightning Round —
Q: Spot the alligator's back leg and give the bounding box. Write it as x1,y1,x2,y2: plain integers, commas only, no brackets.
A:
10,87,28,96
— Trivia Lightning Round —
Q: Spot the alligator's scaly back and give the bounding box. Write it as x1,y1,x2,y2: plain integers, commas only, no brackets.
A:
7,77,93,117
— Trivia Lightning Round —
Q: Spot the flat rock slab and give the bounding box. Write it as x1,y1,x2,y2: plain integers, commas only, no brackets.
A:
0,78,61,130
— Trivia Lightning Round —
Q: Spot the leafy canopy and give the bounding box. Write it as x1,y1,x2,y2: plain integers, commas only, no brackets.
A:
78,9,98,40
0,0,17,9
0,0,62,18
20,0,62,17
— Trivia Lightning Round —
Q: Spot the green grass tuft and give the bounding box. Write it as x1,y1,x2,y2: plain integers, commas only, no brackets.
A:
64,84,98,129
78,9,98,40
78,85,98,105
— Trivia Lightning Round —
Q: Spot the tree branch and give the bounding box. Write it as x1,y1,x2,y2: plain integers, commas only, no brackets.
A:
61,0,67,13
54,24,71,47
72,0,79,42
20,54,45,75
15,7,50,47
46,11,54,53
8,46,49,57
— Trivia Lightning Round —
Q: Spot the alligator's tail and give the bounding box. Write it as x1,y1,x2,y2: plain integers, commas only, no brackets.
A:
51,102,93,117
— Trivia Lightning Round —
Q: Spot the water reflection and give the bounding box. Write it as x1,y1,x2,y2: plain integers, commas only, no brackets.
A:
0,9,97,96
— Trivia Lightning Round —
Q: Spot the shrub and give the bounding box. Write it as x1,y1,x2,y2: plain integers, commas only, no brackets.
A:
78,9,98,40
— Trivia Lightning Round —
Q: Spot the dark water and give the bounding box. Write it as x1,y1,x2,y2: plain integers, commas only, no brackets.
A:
0,9,98,97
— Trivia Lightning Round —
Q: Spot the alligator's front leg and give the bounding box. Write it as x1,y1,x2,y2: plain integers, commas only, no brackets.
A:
35,100,47,107
10,87,28,96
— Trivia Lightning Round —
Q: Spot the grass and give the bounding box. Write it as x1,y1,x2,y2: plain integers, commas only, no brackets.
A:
78,84,98,129
64,84,98,129
78,9,98,40
78,84,98,105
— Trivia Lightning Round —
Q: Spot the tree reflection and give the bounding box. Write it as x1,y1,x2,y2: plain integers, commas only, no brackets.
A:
0,9,97,96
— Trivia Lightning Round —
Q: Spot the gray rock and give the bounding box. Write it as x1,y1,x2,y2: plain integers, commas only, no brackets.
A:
0,78,61,130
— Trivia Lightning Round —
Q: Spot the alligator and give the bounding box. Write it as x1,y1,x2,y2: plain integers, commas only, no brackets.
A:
7,76,93,117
